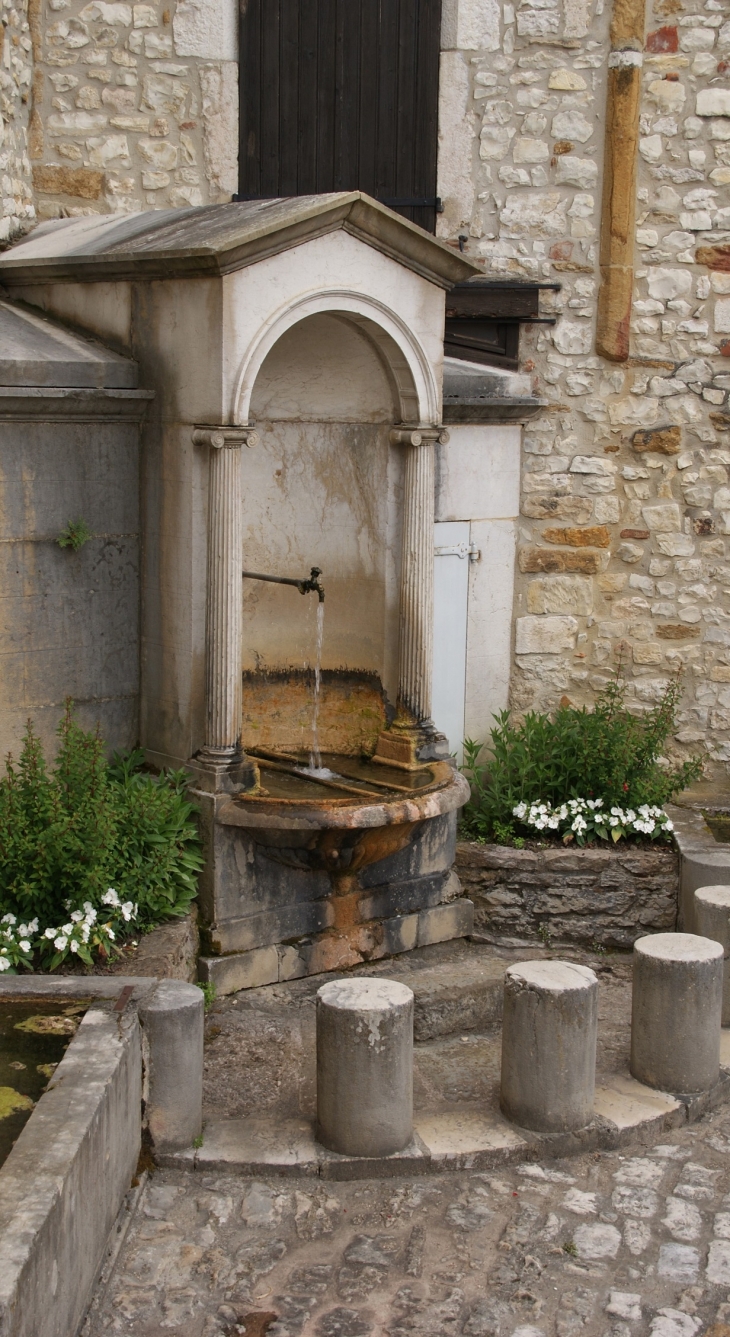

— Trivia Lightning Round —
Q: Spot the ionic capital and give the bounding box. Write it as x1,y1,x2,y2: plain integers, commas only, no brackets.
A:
193,425,259,450
389,426,449,447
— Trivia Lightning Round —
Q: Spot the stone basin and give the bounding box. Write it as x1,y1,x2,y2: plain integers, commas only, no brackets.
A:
199,757,472,990
217,758,469,884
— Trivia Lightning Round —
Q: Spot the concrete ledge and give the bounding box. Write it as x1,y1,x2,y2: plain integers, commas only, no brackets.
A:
161,1038,730,1181
0,1004,141,1337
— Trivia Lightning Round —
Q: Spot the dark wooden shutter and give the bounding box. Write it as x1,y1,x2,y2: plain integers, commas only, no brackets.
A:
239,0,443,233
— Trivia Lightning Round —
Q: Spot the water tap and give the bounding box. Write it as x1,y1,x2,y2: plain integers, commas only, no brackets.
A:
297,567,325,602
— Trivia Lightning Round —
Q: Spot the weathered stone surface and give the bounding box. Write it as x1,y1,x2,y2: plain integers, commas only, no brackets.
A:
522,496,594,522
456,840,679,948
515,615,578,654
31,164,103,198
526,574,594,615
543,525,611,547
519,547,604,574
656,624,702,639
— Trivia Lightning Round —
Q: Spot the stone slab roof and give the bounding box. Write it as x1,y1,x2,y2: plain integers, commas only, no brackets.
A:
0,195,478,289
0,299,138,388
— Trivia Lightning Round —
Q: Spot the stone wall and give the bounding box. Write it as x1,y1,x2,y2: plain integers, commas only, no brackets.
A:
456,839,679,946
438,0,730,772
27,0,236,218
0,0,35,240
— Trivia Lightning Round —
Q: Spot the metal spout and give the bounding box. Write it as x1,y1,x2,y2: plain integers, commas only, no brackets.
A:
242,565,325,602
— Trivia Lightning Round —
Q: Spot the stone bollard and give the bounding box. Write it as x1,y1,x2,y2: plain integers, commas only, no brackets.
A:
631,932,723,1093
316,978,413,1157
694,886,730,1026
139,980,204,1153
500,960,598,1133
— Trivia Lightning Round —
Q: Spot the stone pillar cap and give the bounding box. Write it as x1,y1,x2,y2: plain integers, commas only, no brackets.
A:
635,931,723,962
695,885,730,907
506,960,597,991
317,978,413,1011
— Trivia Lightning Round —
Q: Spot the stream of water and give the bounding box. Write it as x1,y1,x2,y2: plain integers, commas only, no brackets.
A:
306,600,330,777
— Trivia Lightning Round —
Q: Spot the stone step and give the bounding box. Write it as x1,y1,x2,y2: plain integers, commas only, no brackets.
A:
371,955,506,1042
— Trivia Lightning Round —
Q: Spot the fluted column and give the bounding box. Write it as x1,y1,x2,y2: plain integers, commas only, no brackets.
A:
192,426,257,763
397,429,436,721
374,426,449,769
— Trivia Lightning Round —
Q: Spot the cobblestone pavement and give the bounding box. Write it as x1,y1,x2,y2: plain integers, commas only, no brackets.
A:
87,1103,730,1337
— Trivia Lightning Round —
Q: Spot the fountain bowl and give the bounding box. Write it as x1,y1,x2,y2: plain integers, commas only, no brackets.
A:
196,757,473,990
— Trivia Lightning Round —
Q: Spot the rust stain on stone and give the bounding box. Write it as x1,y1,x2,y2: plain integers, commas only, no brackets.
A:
620,528,650,539
646,24,678,50
697,245,730,271
242,668,387,756
632,425,681,454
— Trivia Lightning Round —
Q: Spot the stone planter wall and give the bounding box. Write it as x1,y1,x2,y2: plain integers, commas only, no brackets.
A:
456,840,679,949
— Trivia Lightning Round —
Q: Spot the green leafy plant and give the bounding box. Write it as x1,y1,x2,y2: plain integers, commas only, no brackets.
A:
462,673,702,844
57,518,93,551
0,704,203,963
196,981,216,1011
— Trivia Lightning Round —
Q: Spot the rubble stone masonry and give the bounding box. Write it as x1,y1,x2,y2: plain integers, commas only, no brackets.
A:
439,0,730,772
24,0,236,220
0,0,35,240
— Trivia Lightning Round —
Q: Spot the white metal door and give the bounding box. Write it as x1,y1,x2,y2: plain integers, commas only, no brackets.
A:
432,520,470,763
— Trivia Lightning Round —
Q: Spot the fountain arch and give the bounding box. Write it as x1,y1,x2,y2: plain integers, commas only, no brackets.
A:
231,288,440,427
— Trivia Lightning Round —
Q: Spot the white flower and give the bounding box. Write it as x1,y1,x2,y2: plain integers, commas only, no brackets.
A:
54,936,68,951
572,815,587,832
19,940,31,953
1,913,16,925
0,957,9,971
121,901,135,921
44,926,56,940
27,919,38,934
61,923,73,936
664,819,674,831
609,816,620,827
626,810,636,823
81,925,90,943
70,910,83,923
107,928,115,941
70,940,79,953
513,802,527,819
102,889,120,907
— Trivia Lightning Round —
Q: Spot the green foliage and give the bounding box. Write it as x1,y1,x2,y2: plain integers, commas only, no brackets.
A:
461,673,703,844
0,704,203,943
57,518,93,551
196,981,216,1011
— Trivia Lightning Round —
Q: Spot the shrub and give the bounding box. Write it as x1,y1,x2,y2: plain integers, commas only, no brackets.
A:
0,704,203,964
461,673,702,844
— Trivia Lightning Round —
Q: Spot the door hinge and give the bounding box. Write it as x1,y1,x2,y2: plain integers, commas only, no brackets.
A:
435,541,481,562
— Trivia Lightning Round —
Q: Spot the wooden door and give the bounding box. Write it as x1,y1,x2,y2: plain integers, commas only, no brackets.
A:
238,0,443,233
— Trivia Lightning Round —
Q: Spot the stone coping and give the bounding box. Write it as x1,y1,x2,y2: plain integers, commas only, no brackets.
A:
0,973,203,1334
162,1031,730,1182
0,993,141,1337
665,802,730,933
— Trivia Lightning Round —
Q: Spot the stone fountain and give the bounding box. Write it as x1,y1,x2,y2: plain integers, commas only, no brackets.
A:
0,194,477,992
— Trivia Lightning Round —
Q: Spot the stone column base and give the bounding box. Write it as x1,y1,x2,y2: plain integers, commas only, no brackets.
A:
372,721,451,770
188,751,260,794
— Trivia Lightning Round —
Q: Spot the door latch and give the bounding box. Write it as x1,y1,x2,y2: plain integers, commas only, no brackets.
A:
434,541,481,563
